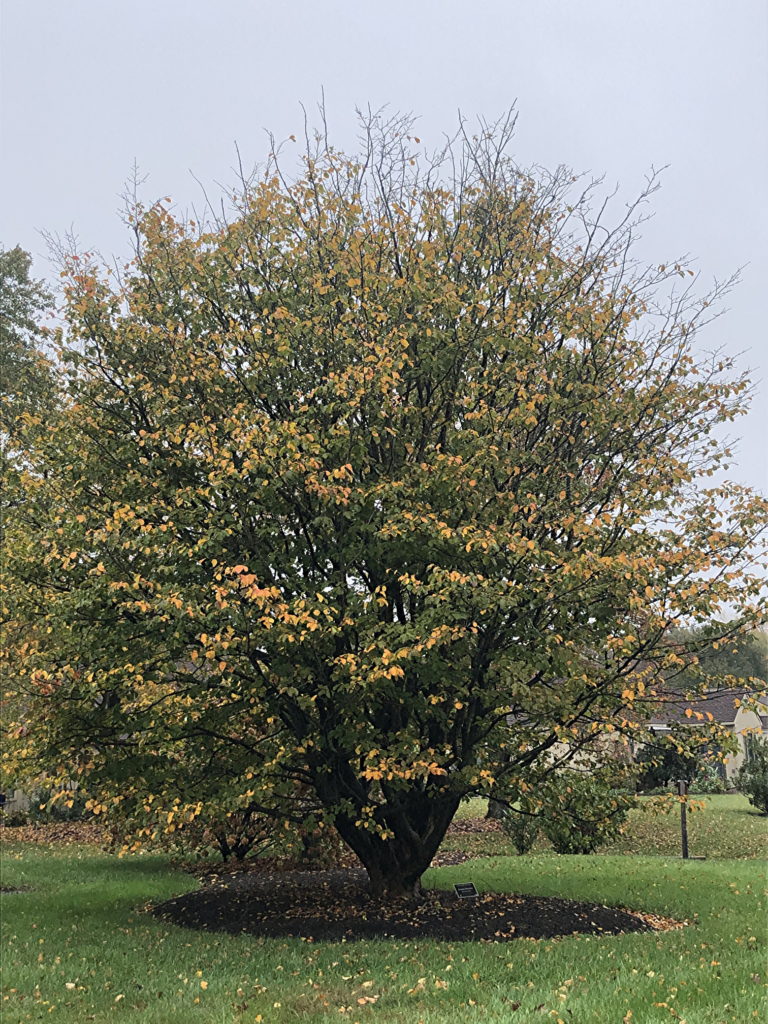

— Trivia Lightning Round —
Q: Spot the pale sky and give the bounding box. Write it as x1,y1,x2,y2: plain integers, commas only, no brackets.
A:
1,0,766,491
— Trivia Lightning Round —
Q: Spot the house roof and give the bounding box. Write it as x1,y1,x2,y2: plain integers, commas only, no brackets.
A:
649,688,766,728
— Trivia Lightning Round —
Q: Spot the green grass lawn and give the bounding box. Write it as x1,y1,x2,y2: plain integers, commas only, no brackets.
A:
1,797,766,1023
451,793,768,860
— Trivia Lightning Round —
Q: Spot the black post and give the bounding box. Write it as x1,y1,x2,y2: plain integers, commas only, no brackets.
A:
677,779,689,859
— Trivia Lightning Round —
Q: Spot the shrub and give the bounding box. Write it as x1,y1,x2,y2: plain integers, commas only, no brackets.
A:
34,788,89,822
689,763,727,795
540,772,634,854
635,728,699,793
0,785,90,828
105,805,280,862
736,736,768,815
0,788,89,825
0,808,30,828
501,804,540,854
104,798,350,867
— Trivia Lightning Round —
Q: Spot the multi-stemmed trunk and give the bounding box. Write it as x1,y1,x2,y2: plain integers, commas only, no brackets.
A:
332,793,461,899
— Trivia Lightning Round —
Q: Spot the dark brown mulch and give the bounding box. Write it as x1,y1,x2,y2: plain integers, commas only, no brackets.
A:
151,868,679,943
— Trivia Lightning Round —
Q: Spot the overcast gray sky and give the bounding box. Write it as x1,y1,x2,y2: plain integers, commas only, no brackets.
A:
1,0,765,491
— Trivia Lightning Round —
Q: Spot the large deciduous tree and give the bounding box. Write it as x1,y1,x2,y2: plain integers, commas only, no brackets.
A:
3,115,766,897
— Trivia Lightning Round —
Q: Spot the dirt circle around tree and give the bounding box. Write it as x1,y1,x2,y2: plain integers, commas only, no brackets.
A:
151,868,682,943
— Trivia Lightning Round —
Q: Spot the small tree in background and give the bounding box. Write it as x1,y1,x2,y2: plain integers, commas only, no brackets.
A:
538,769,634,855
635,726,702,792
501,797,540,854
3,112,766,899
500,757,636,855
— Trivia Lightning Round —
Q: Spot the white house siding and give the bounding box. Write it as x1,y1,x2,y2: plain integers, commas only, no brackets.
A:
725,706,768,777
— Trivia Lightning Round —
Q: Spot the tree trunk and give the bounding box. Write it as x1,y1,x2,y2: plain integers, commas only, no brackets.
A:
363,852,425,899
486,747,512,819
214,831,232,861
486,797,506,820
332,794,460,900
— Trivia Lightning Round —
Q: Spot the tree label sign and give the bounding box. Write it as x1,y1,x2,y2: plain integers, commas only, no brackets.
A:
454,882,479,899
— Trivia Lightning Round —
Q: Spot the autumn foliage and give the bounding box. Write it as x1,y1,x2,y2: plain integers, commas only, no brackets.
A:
2,114,766,897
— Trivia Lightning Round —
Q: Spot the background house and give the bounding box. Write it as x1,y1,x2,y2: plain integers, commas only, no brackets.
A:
648,688,768,780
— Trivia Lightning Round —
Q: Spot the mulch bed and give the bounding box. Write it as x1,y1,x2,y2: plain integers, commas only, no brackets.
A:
151,868,681,943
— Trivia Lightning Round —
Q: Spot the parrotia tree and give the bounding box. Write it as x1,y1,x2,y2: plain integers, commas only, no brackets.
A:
3,114,766,897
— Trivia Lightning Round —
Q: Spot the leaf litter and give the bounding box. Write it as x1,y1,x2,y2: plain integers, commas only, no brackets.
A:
151,867,682,942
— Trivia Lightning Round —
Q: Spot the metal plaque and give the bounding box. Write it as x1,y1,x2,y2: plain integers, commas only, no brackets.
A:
454,882,479,898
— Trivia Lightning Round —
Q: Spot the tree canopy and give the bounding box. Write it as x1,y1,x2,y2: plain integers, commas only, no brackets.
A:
0,245,55,448
3,115,766,896
674,624,767,688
